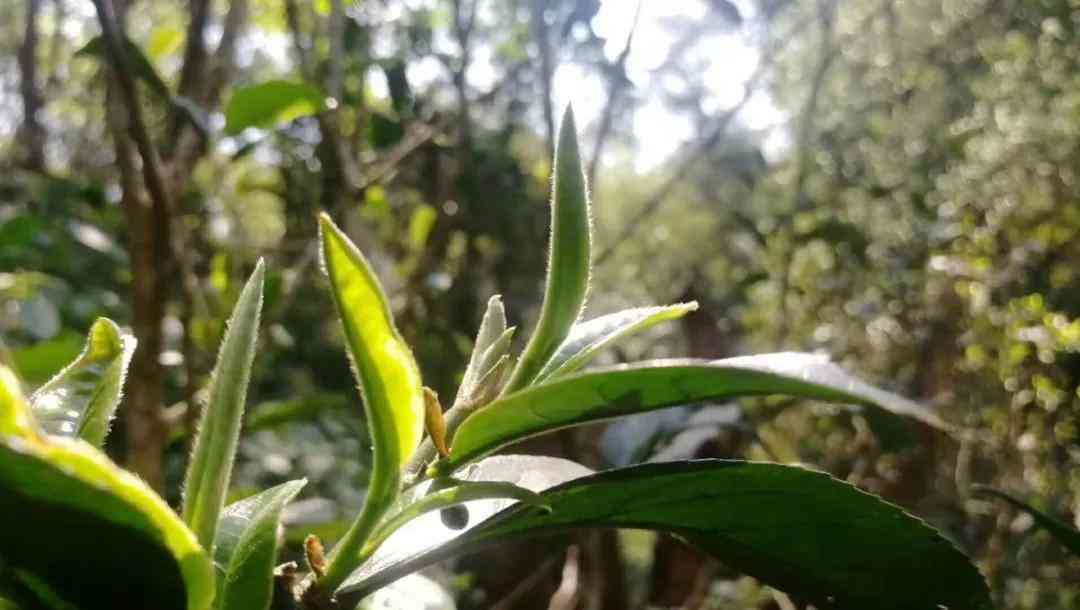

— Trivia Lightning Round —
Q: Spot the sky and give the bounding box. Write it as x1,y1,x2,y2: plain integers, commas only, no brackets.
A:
0,0,787,171
575,0,786,169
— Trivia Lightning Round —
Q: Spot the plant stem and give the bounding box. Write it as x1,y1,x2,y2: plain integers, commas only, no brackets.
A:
307,489,392,600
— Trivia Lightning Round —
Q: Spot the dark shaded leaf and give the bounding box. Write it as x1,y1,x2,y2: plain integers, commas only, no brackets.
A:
341,461,990,610
75,35,170,98
0,436,213,610
341,455,591,594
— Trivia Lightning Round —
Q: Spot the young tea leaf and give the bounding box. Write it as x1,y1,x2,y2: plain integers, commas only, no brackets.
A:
503,108,591,393
0,436,214,610
29,318,135,447
534,302,698,382
339,461,991,610
448,354,949,469
453,296,507,406
183,261,265,551
214,480,307,610
317,214,426,591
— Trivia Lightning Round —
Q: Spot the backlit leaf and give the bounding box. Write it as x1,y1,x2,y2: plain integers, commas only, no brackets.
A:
448,354,948,469
317,214,425,590
503,108,591,393
0,436,214,610
224,81,326,135
30,318,135,447
183,262,265,551
0,365,37,439
339,461,990,610
534,303,698,382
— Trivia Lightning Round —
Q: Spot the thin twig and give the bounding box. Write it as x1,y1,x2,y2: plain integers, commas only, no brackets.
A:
91,0,174,228
587,0,642,187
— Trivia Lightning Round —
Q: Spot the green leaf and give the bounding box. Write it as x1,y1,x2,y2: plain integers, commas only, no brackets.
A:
29,318,136,447
75,35,170,98
224,81,326,135
0,365,37,439
214,480,306,610
503,108,592,393
317,214,425,591
183,262,265,551
974,486,1080,556
448,353,949,470
341,455,592,595
340,461,990,610
534,303,698,382
359,479,549,563
454,296,507,406
0,436,214,610
456,328,514,407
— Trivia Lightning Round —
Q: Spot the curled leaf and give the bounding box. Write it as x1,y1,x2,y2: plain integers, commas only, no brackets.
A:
30,318,136,447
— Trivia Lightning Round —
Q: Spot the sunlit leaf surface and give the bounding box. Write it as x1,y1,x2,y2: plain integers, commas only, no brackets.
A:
450,353,948,469
30,317,135,446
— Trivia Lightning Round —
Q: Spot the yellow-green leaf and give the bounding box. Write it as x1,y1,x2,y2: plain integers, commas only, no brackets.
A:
0,365,37,439
316,213,425,591
224,81,326,134
29,318,136,447
0,436,214,610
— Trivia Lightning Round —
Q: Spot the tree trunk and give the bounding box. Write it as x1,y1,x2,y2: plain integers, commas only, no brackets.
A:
18,0,46,171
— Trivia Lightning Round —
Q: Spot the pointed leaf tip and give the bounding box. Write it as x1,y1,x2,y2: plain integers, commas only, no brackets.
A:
503,105,592,393
315,214,426,591
182,263,265,551
29,317,136,447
